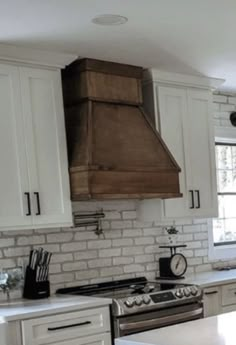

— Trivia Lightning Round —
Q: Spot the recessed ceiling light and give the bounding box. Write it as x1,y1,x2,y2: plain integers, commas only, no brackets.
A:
92,14,128,26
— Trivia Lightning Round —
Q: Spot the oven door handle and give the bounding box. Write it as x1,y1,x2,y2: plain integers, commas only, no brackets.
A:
119,308,203,331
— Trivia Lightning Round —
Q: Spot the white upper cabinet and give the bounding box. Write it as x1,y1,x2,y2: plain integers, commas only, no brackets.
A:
20,67,72,227
0,64,32,228
186,89,218,217
158,86,190,218
0,63,72,230
139,70,223,220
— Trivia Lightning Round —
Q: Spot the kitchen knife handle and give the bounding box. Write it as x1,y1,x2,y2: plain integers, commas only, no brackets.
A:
24,192,31,216
34,192,41,215
195,190,200,209
189,190,194,209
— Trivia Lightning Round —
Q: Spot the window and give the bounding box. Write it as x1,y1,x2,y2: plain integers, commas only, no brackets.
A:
208,127,236,260
213,143,236,246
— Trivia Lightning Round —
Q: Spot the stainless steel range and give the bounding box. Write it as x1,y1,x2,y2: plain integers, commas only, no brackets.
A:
57,277,203,338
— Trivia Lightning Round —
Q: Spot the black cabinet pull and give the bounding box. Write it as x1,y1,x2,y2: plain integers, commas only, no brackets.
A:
48,321,91,331
34,192,41,215
24,193,31,216
189,190,194,209
204,291,218,295
195,190,200,209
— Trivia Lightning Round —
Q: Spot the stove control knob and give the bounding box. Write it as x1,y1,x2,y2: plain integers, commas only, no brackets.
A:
175,289,183,298
125,298,135,308
143,295,151,305
134,297,143,306
190,286,198,296
183,288,191,297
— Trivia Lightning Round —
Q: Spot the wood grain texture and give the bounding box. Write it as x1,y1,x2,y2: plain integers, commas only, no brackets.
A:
62,58,182,201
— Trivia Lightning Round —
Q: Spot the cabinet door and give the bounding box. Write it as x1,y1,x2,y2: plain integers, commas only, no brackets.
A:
157,86,191,218
0,64,32,229
187,89,218,217
49,334,112,345
203,286,221,317
20,67,72,228
25,333,112,345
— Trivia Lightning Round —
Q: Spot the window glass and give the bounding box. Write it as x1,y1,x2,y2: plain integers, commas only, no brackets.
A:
213,144,236,246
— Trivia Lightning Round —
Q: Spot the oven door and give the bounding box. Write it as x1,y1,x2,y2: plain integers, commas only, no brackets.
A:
114,302,203,337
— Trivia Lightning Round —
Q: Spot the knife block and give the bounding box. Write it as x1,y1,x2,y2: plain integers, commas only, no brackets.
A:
23,266,50,299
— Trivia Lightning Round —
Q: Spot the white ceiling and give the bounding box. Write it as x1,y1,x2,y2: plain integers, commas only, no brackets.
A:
2,0,236,91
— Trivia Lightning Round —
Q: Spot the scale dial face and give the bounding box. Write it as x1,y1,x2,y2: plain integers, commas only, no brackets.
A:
170,253,187,277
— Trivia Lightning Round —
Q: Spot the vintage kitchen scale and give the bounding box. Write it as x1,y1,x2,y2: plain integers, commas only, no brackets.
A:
158,245,188,279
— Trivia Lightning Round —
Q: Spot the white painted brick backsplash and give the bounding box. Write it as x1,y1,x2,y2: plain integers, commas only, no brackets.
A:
75,270,99,280
228,96,236,105
112,238,133,247
74,251,98,261
104,211,121,220
124,264,145,273
99,248,121,257
50,273,74,284
135,254,154,263
63,261,87,272
16,235,45,246
213,94,227,103
51,253,73,263
220,103,235,112
101,267,123,277
135,237,154,245
0,238,15,247
4,247,30,257
61,242,87,252
123,229,142,237
87,240,112,249
122,211,137,219
88,258,112,268
113,257,134,265
47,233,73,243
123,246,144,256
0,92,234,297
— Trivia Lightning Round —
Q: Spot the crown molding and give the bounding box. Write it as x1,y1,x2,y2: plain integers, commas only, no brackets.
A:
0,43,77,69
143,69,225,90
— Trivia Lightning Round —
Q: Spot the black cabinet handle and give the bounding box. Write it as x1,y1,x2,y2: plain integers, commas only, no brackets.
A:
48,321,91,331
34,192,41,215
189,190,194,209
24,193,31,216
195,190,200,209
204,291,218,295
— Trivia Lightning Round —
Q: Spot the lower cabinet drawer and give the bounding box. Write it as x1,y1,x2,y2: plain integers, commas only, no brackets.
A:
222,283,236,306
21,307,111,345
44,332,111,345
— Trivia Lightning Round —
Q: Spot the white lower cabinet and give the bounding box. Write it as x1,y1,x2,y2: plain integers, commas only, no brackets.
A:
203,283,236,318
47,333,111,345
8,306,111,345
203,286,221,317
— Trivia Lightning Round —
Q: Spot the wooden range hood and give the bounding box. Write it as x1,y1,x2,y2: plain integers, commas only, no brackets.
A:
62,58,182,201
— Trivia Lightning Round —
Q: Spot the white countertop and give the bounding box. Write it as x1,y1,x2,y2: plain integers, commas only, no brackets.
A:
180,269,236,287
116,311,236,345
0,295,112,321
